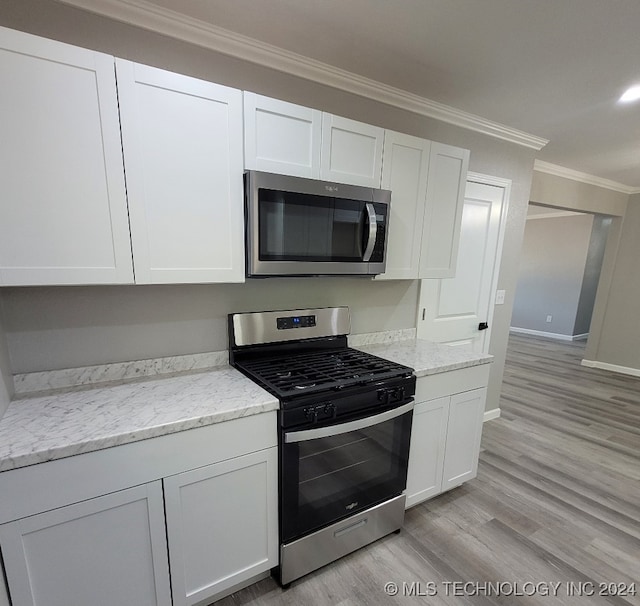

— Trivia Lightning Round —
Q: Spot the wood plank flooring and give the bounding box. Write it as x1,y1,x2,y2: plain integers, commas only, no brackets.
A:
217,334,640,605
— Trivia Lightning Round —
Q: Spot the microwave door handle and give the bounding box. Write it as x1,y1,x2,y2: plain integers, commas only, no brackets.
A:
284,400,414,443
362,203,378,262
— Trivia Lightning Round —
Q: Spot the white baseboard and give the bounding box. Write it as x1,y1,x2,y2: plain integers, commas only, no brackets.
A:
484,408,501,422
509,327,588,341
581,359,640,378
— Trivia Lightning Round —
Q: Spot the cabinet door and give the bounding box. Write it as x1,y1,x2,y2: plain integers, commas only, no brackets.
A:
164,447,278,606
377,131,430,280
418,142,470,278
0,482,171,606
320,114,384,187
441,388,486,491
405,396,449,507
244,92,322,178
0,27,133,286
117,59,244,284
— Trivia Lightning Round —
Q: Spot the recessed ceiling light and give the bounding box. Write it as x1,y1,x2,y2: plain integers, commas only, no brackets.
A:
619,85,640,103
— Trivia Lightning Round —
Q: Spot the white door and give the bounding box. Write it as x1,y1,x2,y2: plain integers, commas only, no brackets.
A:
417,175,509,352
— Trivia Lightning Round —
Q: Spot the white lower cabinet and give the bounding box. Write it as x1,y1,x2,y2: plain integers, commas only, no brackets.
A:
0,413,278,606
0,482,171,606
405,365,489,508
405,396,448,507
441,389,487,491
164,448,278,606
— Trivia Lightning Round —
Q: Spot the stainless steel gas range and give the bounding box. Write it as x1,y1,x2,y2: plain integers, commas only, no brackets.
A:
228,307,416,586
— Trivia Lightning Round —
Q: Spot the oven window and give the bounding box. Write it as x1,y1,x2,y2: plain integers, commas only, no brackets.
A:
280,409,412,543
258,189,366,261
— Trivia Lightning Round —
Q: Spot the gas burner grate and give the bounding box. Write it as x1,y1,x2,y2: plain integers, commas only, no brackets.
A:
236,348,412,398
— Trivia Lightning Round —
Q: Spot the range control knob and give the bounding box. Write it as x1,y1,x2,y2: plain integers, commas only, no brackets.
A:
377,388,391,404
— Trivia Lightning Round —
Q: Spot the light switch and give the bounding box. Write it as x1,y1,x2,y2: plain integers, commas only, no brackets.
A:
495,290,506,305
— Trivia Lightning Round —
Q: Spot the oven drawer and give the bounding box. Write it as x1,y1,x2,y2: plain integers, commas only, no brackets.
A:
280,493,405,585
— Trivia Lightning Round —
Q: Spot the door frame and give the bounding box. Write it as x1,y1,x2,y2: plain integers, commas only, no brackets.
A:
463,172,511,353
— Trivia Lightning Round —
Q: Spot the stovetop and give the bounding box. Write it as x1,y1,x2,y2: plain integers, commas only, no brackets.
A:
233,347,413,400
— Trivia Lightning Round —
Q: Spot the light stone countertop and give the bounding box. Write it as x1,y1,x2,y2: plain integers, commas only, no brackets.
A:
354,338,493,377
0,336,491,473
0,366,278,472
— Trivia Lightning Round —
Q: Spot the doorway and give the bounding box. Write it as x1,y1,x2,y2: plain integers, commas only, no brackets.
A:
511,204,612,341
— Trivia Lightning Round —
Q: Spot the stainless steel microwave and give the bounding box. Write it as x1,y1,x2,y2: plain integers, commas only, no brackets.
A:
244,171,391,277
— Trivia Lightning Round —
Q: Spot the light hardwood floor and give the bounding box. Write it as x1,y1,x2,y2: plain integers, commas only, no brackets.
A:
217,334,640,605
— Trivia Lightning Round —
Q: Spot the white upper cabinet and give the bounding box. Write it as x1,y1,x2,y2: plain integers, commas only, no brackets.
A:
377,131,431,280
243,92,322,178
419,142,470,278
117,59,245,284
243,96,383,187
0,27,133,286
320,114,384,187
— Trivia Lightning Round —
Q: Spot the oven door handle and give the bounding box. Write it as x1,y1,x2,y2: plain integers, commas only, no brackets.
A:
284,400,414,443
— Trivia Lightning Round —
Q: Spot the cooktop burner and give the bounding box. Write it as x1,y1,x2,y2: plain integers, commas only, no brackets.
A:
234,348,412,399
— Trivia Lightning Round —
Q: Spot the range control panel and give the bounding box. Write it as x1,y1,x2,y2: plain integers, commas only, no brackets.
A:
277,314,317,330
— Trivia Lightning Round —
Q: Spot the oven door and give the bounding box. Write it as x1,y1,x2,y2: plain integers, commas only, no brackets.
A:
280,401,413,543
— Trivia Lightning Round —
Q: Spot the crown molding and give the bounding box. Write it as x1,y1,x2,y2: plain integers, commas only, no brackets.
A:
526,210,583,221
534,160,640,195
57,0,549,151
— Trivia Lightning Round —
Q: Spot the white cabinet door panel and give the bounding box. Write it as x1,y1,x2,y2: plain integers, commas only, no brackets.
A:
405,396,448,507
321,115,384,187
244,92,322,178
0,482,171,606
419,142,470,278
0,27,132,285
117,59,244,283
378,131,430,280
164,447,278,606
441,388,486,491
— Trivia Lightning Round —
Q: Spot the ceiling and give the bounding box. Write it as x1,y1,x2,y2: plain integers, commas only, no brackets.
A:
65,0,640,190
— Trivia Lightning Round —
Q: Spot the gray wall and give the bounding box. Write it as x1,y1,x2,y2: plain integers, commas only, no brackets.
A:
0,0,537,412
574,216,610,335
2,279,418,373
0,307,12,418
512,214,594,336
529,170,632,368
587,194,640,370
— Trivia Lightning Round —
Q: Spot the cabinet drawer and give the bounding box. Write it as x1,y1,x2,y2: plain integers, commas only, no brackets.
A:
0,412,277,524
415,364,490,403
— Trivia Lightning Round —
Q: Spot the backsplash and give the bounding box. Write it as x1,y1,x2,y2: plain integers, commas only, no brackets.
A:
13,328,417,395
1,279,419,375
